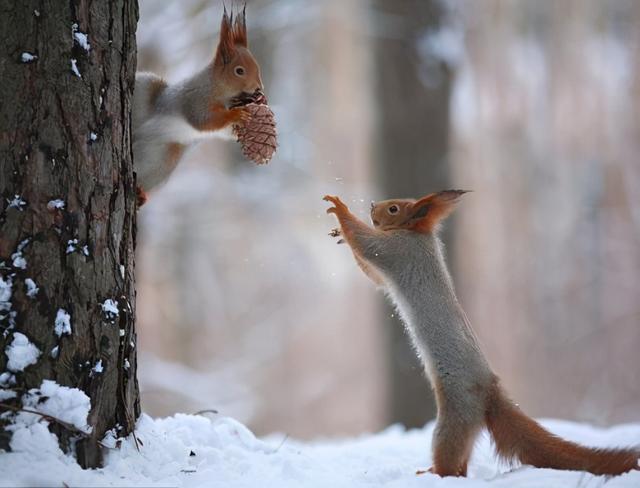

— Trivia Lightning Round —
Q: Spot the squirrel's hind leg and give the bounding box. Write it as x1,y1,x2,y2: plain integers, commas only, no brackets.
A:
431,414,481,477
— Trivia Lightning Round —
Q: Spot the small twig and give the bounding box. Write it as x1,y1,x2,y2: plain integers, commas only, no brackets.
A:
274,433,289,453
130,429,141,451
193,408,219,416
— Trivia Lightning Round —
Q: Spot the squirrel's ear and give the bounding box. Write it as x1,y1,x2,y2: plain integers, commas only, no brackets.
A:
215,8,235,65
406,190,468,233
232,5,248,47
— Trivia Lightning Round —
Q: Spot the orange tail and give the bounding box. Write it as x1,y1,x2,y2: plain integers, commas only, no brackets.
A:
485,384,640,475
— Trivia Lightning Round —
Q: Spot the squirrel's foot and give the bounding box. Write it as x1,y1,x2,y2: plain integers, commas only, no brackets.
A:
419,465,467,477
136,186,148,207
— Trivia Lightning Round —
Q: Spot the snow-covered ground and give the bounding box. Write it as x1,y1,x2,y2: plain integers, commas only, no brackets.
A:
1,407,639,487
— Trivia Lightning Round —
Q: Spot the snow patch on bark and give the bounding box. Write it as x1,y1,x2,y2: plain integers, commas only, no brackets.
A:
54,309,72,337
24,278,39,298
5,332,41,372
72,23,90,51
70,59,81,78
19,380,92,433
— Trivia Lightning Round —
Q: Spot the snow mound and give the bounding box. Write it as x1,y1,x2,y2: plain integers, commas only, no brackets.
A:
5,332,40,372
19,380,92,433
0,413,638,487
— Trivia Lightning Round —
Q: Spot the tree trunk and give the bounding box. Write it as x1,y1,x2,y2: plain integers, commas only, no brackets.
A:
0,0,139,468
371,0,454,428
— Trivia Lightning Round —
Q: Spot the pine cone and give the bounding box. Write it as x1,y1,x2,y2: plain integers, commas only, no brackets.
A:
232,102,277,165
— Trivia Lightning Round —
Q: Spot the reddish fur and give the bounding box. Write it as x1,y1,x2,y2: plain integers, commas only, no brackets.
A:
215,8,248,65
136,186,148,207
353,252,385,285
165,142,186,173
485,382,640,475
191,102,249,132
408,190,468,234
147,77,167,108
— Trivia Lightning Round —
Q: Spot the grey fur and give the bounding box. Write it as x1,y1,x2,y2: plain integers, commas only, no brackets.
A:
352,225,496,427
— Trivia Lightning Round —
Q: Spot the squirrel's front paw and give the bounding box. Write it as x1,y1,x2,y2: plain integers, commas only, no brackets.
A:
323,195,348,215
229,106,252,125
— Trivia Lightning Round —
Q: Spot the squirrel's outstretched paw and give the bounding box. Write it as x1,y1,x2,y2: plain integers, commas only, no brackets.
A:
323,195,348,215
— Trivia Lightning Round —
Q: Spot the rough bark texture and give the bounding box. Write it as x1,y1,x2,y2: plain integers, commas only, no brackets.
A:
0,0,139,468
371,0,453,428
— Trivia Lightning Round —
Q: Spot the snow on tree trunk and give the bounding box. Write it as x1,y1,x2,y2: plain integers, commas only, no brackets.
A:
0,1,140,468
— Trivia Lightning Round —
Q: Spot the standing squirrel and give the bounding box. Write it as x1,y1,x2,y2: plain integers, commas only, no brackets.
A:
323,191,639,477
133,7,264,204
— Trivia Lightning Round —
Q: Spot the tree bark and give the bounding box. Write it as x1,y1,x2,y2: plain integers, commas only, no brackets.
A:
371,0,453,428
0,0,139,468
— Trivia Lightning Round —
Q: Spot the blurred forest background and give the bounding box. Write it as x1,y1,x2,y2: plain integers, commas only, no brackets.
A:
135,0,640,438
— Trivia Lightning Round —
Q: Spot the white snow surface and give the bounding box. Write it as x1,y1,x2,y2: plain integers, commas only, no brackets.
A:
46,199,65,210
70,58,81,77
11,252,26,270
91,360,104,375
19,380,92,434
102,299,119,316
20,52,37,63
5,332,40,372
0,413,638,487
54,308,72,336
72,23,91,51
24,278,38,298
0,275,12,311
0,389,17,401
6,195,26,210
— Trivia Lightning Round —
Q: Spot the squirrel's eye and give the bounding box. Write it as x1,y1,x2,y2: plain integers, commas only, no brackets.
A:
234,66,246,76
388,205,399,215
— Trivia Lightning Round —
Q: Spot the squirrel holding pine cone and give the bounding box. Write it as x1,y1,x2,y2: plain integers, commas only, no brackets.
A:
132,7,277,205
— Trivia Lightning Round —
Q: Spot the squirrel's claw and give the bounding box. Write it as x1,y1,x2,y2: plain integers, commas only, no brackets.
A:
328,228,341,238
323,195,343,206
323,195,348,216
230,106,252,125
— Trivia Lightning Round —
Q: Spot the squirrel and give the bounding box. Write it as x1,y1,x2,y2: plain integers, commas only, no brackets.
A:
132,7,264,205
323,191,640,477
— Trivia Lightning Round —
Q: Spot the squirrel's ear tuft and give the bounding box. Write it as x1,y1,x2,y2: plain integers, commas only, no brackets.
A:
215,8,236,65
406,190,469,233
232,5,248,47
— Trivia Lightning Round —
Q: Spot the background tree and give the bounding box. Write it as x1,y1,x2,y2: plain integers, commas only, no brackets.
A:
371,0,454,428
0,0,139,468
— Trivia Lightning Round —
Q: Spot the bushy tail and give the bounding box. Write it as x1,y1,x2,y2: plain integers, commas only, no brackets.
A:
485,384,640,475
